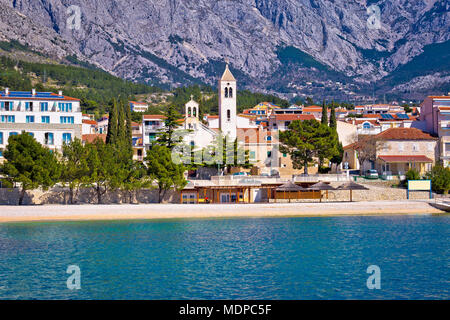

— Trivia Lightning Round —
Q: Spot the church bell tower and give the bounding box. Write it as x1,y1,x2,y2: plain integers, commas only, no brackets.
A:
218,63,237,140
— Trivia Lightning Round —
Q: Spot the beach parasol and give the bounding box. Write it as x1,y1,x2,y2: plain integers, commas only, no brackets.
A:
336,181,369,202
308,181,336,202
276,181,305,203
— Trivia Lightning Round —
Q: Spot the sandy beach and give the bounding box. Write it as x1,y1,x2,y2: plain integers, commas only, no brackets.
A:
0,200,445,223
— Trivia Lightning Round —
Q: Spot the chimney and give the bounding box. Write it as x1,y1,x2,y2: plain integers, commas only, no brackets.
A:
58,90,63,97
31,88,36,96
5,87,9,95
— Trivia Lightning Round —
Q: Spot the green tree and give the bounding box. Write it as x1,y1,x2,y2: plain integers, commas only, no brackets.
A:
202,134,251,174
425,164,450,194
61,138,89,204
144,145,187,203
85,139,118,204
119,161,152,203
329,102,337,129
321,100,328,125
156,105,182,150
106,99,118,145
279,120,337,175
1,132,61,205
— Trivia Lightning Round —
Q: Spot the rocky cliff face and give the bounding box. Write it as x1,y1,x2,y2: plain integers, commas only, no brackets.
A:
0,0,449,99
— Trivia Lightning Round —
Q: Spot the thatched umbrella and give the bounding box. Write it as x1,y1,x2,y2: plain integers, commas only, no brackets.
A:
308,182,336,202
276,181,305,203
336,181,369,202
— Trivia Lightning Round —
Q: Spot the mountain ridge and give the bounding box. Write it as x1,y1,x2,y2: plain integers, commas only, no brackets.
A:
0,0,449,101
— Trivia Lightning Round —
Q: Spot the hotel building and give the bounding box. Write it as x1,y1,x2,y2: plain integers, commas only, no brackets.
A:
0,88,82,160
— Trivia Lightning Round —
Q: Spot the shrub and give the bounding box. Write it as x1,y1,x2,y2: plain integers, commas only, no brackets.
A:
405,168,421,181
425,165,450,194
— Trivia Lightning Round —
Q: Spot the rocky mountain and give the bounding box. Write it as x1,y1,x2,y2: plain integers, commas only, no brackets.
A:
0,0,449,101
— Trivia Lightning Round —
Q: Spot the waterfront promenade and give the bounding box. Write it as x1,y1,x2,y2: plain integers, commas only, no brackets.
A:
0,200,444,223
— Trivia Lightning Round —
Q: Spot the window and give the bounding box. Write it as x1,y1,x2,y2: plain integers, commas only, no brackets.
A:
0,101,12,111
283,153,287,157
25,102,32,111
28,132,34,138
249,151,256,159
363,122,371,129
148,133,156,141
1,115,15,123
0,151,2,157
62,133,72,144
224,87,228,98
228,87,233,98
9,132,18,136
398,143,404,152
266,136,272,141
0,132,3,144
227,110,231,121
267,151,272,158
45,133,54,145
26,116,35,123
41,116,50,124
445,143,450,152
58,102,72,112
40,102,48,111
60,116,74,124
412,144,418,152
285,121,290,127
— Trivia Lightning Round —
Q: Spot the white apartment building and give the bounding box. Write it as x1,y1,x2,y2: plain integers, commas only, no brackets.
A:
0,89,82,159
130,101,148,112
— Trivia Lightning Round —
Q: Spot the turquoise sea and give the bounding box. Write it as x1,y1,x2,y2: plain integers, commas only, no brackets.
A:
0,215,448,299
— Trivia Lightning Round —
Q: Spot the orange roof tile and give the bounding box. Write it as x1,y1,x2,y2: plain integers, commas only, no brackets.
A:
375,128,437,140
378,155,433,163
82,134,106,144
272,114,316,121
143,114,166,120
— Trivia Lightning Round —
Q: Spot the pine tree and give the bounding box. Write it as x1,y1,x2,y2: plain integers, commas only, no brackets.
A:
157,105,181,150
321,100,328,125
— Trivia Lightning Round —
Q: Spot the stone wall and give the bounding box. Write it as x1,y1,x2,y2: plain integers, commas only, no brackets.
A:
0,187,179,205
0,182,432,205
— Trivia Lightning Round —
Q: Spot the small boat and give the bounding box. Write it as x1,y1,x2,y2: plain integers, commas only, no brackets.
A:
430,200,450,212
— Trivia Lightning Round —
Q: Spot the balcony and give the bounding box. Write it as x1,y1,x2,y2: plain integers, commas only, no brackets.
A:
144,125,163,132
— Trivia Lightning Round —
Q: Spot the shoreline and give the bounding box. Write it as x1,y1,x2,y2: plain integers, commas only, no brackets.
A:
0,200,446,223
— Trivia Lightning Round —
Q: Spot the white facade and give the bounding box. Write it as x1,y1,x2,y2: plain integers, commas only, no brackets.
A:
0,89,82,158
130,101,148,112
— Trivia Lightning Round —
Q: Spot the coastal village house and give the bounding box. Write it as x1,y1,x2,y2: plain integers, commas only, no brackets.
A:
343,127,438,177
0,88,82,161
129,101,148,113
420,95,450,167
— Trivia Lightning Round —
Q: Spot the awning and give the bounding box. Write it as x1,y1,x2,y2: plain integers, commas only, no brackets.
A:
378,155,433,163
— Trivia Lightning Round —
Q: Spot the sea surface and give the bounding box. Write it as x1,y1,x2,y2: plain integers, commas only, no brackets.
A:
0,215,448,299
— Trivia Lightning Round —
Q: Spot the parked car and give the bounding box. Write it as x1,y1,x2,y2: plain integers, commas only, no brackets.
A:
232,172,248,176
365,169,379,179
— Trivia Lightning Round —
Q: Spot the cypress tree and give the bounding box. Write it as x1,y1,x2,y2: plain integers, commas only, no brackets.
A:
330,101,337,130
321,99,328,125
106,99,118,145
124,99,133,158
125,100,132,145
117,99,126,145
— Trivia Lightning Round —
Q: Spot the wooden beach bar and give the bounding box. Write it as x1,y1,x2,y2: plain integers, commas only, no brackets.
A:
180,177,325,204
